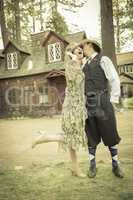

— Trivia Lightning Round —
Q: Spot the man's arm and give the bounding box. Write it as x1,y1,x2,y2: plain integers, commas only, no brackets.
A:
100,56,121,104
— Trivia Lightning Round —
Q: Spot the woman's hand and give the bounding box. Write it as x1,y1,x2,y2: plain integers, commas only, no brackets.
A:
66,52,78,61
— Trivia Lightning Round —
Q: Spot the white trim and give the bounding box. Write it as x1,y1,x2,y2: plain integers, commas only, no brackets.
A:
48,42,61,63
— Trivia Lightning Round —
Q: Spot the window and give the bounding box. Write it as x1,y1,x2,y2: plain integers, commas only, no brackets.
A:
120,65,133,74
8,88,16,104
7,52,18,69
118,66,121,74
48,42,61,63
129,65,133,73
39,86,49,104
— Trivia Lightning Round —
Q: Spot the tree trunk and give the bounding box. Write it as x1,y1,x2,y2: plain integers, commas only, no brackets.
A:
40,0,44,31
32,16,36,32
116,0,120,52
100,0,117,69
0,0,8,47
52,0,58,12
55,0,58,11
14,0,21,44
32,0,36,32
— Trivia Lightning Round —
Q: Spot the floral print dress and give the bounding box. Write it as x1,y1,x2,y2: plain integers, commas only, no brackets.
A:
61,56,87,151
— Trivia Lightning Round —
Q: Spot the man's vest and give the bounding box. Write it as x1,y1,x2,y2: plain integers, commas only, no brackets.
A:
82,54,109,95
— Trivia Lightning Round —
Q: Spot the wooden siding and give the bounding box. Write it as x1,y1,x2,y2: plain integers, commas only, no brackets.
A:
0,73,66,118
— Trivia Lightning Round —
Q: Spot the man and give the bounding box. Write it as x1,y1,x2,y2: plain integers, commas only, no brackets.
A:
80,39,124,178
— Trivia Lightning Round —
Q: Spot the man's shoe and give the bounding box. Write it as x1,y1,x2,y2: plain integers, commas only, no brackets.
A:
88,165,97,178
112,166,124,178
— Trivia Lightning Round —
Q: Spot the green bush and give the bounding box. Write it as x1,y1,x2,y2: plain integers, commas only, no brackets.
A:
126,97,133,109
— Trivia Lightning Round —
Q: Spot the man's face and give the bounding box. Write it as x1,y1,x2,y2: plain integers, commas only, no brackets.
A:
83,43,92,57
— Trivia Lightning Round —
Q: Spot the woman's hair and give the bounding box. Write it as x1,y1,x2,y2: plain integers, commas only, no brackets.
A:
65,43,78,60
66,42,79,52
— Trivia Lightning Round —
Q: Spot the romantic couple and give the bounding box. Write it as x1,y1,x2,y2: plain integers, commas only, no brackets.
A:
32,39,124,179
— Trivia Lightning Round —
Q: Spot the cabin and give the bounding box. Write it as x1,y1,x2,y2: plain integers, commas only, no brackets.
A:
0,30,133,118
0,31,87,118
117,52,133,97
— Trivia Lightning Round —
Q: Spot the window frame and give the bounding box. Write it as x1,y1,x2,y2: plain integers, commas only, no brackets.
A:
7,52,18,69
39,85,49,104
48,42,61,63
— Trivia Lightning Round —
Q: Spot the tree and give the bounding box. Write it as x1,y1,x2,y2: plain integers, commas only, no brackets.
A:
46,10,69,35
113,0,129,52
46,0,69,35
14,0,21,44
58,0,87,8
124,0,133,37
113,0,133,52
4,0,21,43
1,0,87,48
0,0,8,47
113,0,123,52
46,0,87,35
100,0,117,68
39,0,44,31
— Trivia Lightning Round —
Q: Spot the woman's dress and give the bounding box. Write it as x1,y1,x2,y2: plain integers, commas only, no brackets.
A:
61,56,87,151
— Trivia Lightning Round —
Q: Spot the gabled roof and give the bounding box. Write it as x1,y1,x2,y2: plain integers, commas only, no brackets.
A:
0,48,65,79
31,30,86,46
0,49,4,58
0,30,86,79
2,40,31,55
42,30,69,46
31,30,50,45
117,51,133,65
65,31,87,43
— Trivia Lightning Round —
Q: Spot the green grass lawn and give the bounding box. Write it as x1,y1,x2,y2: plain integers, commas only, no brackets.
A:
0,111,133,200
0,161,133,200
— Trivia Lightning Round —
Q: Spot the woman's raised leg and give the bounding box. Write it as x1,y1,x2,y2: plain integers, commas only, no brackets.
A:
32,131,64,148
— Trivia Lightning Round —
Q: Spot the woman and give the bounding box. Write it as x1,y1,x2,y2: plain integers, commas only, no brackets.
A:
32,43,87,177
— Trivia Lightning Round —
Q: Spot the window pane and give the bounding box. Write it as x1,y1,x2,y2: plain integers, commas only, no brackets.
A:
39,94,48,104
39,85,49,104
55,43,61,60
48,43,61,62
12,52,18,68
7,52,18,69
7,54,12,69
48,45,54,62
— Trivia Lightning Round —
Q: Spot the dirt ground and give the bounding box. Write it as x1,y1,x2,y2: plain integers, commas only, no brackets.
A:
0,110,133,200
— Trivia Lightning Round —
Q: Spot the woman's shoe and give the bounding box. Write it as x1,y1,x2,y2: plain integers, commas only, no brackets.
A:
31,130,46,149
71,169,86,178
32,141,36,149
